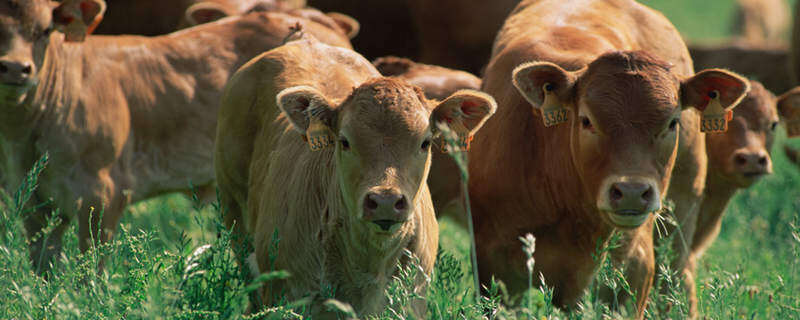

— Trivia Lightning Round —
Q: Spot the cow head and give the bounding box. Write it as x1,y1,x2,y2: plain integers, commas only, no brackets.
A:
513,51,749,229
706,81,781,188
0,0,104,103
278,78,495,234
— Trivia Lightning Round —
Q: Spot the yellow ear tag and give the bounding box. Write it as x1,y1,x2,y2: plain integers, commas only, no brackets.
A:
540,83,568,127
700,90,729,134
439,113,473,153
305,110,334,151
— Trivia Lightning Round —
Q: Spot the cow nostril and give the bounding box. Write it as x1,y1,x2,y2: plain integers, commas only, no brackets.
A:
758,156,767,167
364,197,378,210
642,186,653,201
394,196,407,211
610,185,623,201
734,154,747,166
21,64,32,75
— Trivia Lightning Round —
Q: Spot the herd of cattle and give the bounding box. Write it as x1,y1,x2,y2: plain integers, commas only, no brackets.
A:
1,0,799,318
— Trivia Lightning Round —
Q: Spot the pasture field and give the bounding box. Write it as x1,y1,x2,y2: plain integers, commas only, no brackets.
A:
2,1,800,319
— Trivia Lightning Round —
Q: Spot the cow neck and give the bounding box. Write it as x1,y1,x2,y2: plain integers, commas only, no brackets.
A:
698,167,739,228
323,172,417,309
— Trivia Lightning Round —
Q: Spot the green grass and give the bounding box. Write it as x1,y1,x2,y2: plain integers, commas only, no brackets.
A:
2,1,800,319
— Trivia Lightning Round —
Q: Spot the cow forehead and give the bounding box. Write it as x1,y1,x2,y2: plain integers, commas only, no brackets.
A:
735,82,778,124
340,78,431,139
580,69,679,133
0,0,51,35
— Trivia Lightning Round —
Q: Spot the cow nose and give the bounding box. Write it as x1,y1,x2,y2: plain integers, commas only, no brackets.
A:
363,192,408,231
732,150,771,174
0,59,34,84
608,181,657,213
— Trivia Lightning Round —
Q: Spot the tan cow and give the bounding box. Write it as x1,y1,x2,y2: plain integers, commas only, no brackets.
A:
93,0,305,35
214,36,495,316
690,82,799,306
732,0,790,45
0,0,354,270
469,0,749,317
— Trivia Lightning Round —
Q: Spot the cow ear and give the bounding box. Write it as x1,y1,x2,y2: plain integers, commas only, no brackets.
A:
681,69,749,133
777,86,800,138
277,86,338,151
432,90,497,151
185,2,230,26
512,61,577,127
326,12,360,39
52,0,106,42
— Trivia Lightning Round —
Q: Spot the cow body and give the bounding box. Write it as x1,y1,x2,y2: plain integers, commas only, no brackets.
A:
690,43,792,94
0,0,352,269
469,0,748,316
215,37,495,316
94,0,305,35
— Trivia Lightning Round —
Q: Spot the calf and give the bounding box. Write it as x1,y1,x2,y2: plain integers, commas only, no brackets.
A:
690,81,800,308
470,0,749,317
214,36,495,316
0,0,354,270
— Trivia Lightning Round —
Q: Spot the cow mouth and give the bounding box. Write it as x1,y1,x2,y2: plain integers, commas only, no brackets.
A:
607,210,651,229
370,219,407,233
0,82,34,102
736,171,769,186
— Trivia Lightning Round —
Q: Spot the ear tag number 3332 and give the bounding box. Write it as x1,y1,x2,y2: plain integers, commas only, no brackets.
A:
701,90,733,134
540,83,568,127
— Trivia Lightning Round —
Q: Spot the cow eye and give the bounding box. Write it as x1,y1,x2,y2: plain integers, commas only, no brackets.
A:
770,121,778,131
339,138,350,151
580,116,593,130
421,139,431,150
668,118,679,131
39,26,53,38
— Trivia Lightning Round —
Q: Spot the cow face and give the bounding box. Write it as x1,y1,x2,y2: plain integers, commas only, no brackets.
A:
513,51,749,229
0,0,104,103
278,78,495,235
707,81,780,188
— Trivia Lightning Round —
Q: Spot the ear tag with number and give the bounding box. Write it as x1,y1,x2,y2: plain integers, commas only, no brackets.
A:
439,110,474,153
700,90,729,134
540,83,568,127
305,108,334,151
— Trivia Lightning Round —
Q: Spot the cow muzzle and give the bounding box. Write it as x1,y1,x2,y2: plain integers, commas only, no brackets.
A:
598,177,660,228
730,149,772,186
362,189,410,232
0,58,37,102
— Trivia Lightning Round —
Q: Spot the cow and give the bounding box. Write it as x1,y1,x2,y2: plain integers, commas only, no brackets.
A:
732,0,789,45
0,0,356,271
689,81,800,310
92,0,305,35
468,0,749,317
214,35,496,316
690,43,792,94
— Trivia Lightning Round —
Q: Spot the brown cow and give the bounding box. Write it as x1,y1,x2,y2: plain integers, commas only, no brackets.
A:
93,0,305,35
470,0,749,317
214,36,495,316
732,0,790,45
689,81,799,309
0,0,354,270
